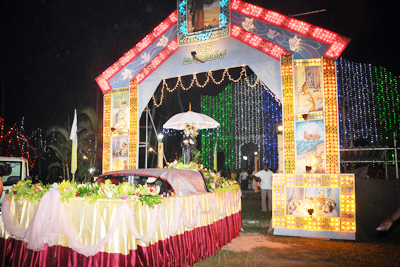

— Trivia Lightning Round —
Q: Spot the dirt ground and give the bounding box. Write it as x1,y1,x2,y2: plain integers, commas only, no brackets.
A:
222,232,291,252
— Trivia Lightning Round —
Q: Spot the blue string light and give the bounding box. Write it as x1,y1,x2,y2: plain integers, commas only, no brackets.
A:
219,13,228,28
262,87,282,171
220,0,228,8
179,1,186,15
196,30,213,41
179,21,187,35
199,74,281,171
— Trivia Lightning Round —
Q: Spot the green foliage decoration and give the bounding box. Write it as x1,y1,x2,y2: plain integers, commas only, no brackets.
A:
8,179,162,208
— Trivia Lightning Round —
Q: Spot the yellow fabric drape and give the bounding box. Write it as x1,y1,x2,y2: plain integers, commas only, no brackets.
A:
0,191,241,255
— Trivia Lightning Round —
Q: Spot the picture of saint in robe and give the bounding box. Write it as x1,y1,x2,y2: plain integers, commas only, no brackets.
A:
111,92,129,132
294,64,323,115
187,0,219,33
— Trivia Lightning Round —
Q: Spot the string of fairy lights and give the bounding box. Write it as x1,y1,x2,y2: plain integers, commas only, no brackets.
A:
201,84,235,170
337,58,378,147
374,66,400,144
151,65,281,107
337,58,400,168
156,58,400,171
262,88,282,171
0,118,37,170
337,58,400,148
374,65,400,164
233,75,265,171
199,74,281,171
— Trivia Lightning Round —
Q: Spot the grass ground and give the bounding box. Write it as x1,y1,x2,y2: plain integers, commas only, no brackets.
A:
192,191,400,267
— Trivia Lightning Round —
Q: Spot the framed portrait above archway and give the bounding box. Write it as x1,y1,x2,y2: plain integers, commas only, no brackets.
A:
177,0,230,46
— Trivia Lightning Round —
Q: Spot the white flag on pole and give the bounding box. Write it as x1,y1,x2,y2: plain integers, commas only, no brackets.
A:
70,109,77,175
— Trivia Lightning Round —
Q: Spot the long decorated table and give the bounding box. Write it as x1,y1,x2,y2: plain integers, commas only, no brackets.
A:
0,190,241,267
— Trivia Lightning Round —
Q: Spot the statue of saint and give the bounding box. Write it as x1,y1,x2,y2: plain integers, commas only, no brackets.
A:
181,135,195,164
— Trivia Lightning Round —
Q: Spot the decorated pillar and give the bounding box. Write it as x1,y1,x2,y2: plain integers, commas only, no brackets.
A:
103,93,111,173
101,80,138,173
323,58,339,173
281,54,295,174
282,56,340,175
129,80,138,169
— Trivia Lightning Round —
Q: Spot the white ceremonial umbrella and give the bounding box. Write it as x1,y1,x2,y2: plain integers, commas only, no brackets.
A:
163,111,220,130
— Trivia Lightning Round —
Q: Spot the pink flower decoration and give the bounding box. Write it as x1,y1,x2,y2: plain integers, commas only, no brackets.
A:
163,192,166,196
75,193,80,197
138,193,142,197
122,195,128,200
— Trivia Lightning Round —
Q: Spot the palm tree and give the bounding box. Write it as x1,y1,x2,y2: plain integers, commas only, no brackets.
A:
78,107,102,182
46,108,102,182
46,125,72,180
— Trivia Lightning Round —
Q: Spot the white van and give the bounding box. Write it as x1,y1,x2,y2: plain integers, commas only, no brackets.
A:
0,157,29,211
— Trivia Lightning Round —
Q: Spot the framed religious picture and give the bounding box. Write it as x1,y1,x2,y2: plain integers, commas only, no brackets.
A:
177,0,230,46
273,173,355,240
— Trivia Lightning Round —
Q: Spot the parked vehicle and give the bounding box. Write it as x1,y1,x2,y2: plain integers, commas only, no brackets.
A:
96,168,208,196
0,157,30,211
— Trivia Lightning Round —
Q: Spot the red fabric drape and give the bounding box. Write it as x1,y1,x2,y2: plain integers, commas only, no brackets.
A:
0,211,242,267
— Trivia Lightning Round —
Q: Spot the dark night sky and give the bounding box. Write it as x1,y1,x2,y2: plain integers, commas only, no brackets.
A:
1,0,400,133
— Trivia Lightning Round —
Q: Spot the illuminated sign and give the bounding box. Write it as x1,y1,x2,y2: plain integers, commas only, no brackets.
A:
183,43,227,64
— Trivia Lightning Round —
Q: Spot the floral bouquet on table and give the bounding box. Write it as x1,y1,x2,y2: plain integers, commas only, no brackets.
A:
8,179,163,208
167,162,240,192
168,161,200,170
184,123,198,137
205,171,240,192
10,180,49,201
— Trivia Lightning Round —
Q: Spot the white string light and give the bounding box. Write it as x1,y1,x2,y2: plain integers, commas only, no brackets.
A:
152,66,268,107
233,74,265,170
337,57,378,146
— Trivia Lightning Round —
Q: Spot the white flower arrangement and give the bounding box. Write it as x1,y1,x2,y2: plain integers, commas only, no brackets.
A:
184,123,198,137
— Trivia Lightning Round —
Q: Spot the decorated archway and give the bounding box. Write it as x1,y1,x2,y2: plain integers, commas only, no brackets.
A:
96,0,349,174
97,0,354,240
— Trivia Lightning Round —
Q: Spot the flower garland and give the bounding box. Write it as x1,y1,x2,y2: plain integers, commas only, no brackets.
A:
167,162,240,192
8,163,240,207
9,179,162,208
184,123,198,137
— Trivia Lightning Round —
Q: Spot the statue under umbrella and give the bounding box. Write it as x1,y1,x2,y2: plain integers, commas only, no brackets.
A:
163,106,219,164
181,124,196,164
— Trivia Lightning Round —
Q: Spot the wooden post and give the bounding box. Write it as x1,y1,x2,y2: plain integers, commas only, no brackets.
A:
254,155,259,192
158,142,164,168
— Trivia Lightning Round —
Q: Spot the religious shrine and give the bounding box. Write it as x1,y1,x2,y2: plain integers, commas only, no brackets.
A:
96,0,354,240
